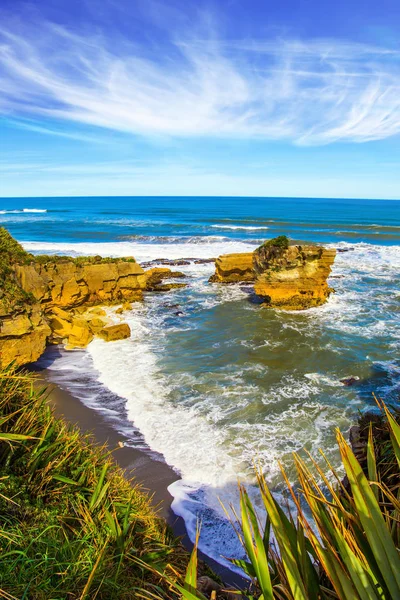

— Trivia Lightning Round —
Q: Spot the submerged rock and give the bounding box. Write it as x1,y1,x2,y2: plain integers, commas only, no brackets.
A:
340,376,360,386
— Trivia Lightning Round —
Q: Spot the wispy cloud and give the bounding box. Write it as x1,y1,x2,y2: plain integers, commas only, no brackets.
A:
0,15,399,145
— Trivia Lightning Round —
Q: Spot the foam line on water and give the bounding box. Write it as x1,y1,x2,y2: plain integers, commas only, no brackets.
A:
0,208,47,214
21,239,258,261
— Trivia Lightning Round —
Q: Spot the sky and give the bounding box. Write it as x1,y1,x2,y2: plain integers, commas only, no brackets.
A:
0,0,400,199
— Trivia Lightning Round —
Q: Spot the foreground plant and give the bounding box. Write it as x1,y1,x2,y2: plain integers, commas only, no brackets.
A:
0,365,187,599
173,402,400,599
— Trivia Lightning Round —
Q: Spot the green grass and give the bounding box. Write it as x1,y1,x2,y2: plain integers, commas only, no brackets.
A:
258,235,289,251
0,366,187,599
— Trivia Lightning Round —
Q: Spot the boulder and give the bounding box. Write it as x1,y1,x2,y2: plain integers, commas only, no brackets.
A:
49,311,94,348
89,307,107,316
98,323,131,342
209,253,255,283
0,325,50,367
141,268,186,291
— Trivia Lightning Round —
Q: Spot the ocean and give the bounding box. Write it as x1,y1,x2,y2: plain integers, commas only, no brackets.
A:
1,195,400,568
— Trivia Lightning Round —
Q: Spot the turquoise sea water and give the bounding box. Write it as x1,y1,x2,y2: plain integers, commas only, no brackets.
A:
2,196,400,566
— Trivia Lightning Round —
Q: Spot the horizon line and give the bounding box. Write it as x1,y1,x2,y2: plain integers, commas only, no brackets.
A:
1,194,400,202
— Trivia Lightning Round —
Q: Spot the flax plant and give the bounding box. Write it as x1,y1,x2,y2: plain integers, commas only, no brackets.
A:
173,403,400,599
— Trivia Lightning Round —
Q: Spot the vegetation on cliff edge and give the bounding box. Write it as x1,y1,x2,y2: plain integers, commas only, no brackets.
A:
0,365,188,599
0,228,33,312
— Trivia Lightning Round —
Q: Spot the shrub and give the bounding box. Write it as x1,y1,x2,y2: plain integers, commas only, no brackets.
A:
171,401,400,600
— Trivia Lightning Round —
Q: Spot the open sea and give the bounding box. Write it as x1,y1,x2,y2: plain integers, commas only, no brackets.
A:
2,196,400,568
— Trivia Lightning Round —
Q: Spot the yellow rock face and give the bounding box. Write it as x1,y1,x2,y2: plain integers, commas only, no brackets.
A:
98,323,131,342
0,304,51,368
0,327,50,367
253,245,336,310
1,249,179,367
209,240,336,310
16,260,146,308
209,253,255,283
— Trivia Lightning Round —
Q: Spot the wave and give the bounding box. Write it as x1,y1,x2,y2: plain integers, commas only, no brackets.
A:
0,208,47,214
211,224,269,231
21,238,259,262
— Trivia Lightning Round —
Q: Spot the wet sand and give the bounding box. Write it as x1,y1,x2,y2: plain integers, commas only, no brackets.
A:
36,371,247,589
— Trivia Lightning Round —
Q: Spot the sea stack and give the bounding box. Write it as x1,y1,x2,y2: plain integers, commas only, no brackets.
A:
209,235,336,310
253,235,336,310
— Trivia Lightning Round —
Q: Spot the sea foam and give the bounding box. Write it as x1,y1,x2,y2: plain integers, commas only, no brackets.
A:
22,239,258,262
32,239,400,570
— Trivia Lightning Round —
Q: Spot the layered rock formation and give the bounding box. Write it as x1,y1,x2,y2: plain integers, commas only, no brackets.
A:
209,235,336,310
209,253,255,283
0,228,185,368
253,237,336,310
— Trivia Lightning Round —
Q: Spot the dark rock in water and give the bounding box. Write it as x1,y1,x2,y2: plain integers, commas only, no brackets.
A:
194,258,216,264
141,259,191,267
340,376,360,386
337,248,354,253
169,271,186,278
153,283,187,292
330,275,345,279
174,311,184,316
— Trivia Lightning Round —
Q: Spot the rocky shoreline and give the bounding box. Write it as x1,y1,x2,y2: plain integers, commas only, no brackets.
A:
0,229,336,368
0,227,187,367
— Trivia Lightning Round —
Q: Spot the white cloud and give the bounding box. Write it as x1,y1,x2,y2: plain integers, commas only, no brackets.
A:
0,16,399,145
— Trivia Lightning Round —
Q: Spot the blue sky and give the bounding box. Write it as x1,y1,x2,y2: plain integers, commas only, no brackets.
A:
0,0,399,198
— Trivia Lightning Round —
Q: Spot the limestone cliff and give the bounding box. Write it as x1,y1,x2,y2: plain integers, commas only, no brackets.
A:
0,228,184,367
209,235,336,310
208,253,255,283
15,258,146,308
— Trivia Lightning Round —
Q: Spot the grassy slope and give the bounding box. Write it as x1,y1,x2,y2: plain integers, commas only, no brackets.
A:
0,366,186,599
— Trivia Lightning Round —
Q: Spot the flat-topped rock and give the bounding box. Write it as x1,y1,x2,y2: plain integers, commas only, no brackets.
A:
209,252,255,283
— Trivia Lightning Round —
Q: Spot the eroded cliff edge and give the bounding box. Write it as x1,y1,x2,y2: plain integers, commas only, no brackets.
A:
0,228,184,367
210,235,336,310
